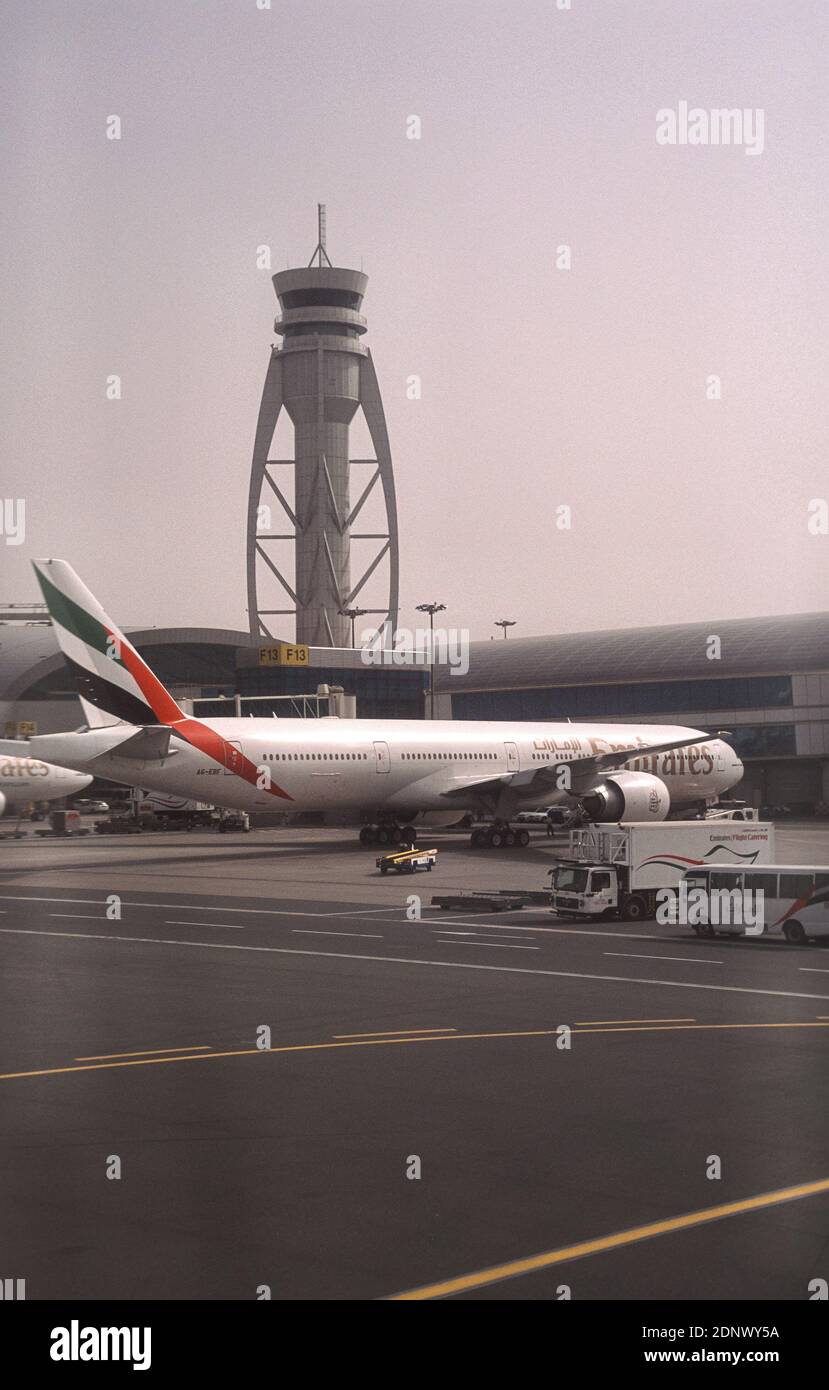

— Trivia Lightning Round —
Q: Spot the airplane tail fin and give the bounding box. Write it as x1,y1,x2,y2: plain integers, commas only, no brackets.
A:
32,559,185,730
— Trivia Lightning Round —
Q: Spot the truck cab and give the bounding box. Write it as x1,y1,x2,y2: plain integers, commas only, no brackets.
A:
549,862,618,918
548,822,775,924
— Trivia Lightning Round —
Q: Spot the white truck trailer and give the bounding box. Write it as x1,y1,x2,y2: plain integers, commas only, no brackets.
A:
130,788,215,828
548,821,776,922
128,789,250,832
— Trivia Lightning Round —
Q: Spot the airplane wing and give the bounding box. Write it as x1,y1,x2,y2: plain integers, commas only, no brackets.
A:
439,731,711,803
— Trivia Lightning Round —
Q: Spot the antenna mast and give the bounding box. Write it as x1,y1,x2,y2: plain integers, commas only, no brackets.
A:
308,202,333,268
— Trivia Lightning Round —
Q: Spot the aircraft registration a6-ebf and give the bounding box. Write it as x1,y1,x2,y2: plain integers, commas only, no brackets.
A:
0,560,744,849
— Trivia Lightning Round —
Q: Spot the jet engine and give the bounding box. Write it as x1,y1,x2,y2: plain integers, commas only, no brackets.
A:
0,790,6,817
581,770,670,822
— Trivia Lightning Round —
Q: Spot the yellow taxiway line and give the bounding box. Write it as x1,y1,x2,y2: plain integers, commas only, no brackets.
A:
1,1019,827,1082
391,1176,829,1300
333,1028,457,1038
574,1017,695,1025
74,1045,212,1061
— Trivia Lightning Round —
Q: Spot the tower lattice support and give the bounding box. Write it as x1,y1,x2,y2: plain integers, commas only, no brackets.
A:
246,214,399,648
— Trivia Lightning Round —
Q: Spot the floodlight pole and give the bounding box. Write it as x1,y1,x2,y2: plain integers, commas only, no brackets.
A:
416,601,446,719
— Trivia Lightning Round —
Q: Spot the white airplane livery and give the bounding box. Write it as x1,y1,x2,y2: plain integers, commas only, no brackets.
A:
0,755,91,818
3,559,744,848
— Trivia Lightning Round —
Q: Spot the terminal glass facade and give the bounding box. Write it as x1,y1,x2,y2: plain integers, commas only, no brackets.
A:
724,725,796,758
451,675,793,722
234,665,427,721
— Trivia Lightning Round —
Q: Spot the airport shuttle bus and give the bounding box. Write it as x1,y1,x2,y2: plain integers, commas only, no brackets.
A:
680,864,829,944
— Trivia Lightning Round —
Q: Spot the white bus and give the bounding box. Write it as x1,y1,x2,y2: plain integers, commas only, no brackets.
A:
680,864,829,944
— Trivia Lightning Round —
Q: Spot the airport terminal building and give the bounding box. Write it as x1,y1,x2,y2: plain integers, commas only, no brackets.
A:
438,610,829,812
3,609,828,813
0,621,428,734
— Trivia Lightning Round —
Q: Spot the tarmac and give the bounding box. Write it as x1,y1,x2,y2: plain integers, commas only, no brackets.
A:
1,821,827,1299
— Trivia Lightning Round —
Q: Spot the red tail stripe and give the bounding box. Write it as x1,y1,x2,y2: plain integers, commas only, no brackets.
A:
173,719,293,801
113,630,184,725
114,630,292,800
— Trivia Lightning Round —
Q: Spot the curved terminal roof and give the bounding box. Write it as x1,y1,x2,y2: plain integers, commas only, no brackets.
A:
0,625,257,702
3,611,828,702
445,612,829,691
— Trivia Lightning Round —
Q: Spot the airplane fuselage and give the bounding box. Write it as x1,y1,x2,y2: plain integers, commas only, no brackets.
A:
0,756,92,813
31,718,742,819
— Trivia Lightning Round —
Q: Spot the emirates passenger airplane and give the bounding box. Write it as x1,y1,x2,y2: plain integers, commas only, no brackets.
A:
0,755,91,820
2,560,744,849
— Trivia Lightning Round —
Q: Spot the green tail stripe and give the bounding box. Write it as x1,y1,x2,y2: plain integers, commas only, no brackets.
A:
35,568,123,666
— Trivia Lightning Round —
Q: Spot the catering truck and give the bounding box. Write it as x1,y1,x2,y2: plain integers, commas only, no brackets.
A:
548,820,775,922
129,788,215,829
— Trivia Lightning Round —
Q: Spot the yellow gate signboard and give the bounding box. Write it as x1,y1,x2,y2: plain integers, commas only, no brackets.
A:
259,643,309,667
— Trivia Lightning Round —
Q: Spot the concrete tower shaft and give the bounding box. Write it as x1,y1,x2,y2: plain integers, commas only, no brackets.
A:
246,250,399,647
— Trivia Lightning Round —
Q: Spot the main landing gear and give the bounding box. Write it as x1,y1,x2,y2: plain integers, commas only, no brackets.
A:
470,823,530,850
359,823,417,847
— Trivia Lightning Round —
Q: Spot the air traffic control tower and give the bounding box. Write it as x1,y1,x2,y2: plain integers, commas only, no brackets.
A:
246,207,399,648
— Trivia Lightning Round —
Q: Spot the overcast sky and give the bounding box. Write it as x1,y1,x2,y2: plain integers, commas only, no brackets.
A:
1,0,826,642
